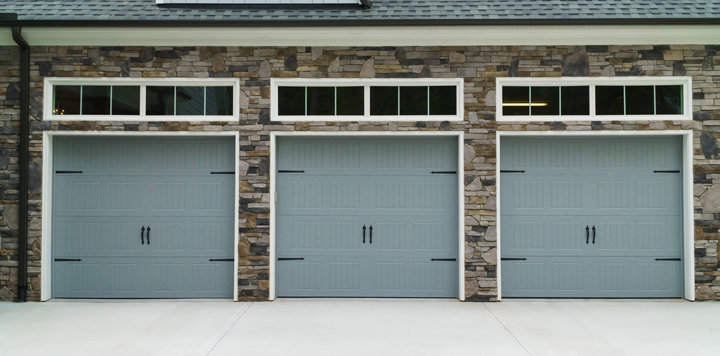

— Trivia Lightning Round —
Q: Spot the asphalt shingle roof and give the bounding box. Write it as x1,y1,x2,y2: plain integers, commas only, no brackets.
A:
2,0,720,22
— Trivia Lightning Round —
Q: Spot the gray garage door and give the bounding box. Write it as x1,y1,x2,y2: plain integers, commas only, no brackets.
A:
500,136,683,298
52,137,235,298
276,137,458,297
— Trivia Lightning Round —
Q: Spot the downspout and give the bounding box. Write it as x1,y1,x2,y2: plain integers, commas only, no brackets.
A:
11,25,29,303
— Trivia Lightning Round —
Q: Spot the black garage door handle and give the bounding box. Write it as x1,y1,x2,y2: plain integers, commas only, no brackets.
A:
363,225,366,244
147,226,151,245
592,225,596,245
141,226,145,245
585,226,589,245
369,225,373,244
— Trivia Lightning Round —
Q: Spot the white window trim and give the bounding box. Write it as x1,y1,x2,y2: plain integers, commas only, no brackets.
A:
43,78,241,122
271,78,464,122
496,77,693,122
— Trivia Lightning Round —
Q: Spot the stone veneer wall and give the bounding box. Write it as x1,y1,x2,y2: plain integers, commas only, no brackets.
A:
0,45,718,302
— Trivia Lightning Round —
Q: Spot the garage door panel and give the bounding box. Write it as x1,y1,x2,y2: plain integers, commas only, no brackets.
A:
277,218,365,256
277,137,458,298
592,216,682,257
504,257,682,298
53,137,235,299
501,178,594,215
501,216,593,256
501,136,683,298
145,217,234,256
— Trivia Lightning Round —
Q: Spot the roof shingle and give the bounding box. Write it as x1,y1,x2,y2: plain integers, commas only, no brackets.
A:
3,0,720,22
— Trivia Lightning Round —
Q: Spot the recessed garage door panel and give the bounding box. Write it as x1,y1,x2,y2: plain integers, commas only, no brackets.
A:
501,137,683,298
276,137,458,298
53,137,235,299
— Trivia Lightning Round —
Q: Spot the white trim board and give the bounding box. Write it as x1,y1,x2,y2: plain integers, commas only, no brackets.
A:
43,78,241,122
2,25,720,46
269,131,466,301
271,78,464,122
496,77,693,122
495,130,695,301
40,131,241,302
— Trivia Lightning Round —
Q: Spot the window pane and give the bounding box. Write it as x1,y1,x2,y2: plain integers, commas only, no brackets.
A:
146,86,175,115
111,86,140,115
502,86,530,116
429,86,457,115
278,87,305,116
336,87,364,116
561,86,590,116
370,86,398,116
81,86,111,115
176,86,204,116
54,85,81,115
530,87,560,116
625,86,654,115
656,85,683,115
307,87,335,116
400,86,428,115
206,86,233,116
596,86,624,115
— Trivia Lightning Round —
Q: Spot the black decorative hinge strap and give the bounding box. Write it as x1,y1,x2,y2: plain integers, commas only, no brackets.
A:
278,257,305,261
501,258,527,261
211,171,235,175
654,170,680,173
500,170,525,173
209,258,234,262
56,171,83,174
431,258,457,261
54,258,82,262
655,258,681,261
431,171,457,174
278,170,305,174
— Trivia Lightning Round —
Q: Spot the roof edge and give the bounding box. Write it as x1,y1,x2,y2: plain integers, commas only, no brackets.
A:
1,18,720,28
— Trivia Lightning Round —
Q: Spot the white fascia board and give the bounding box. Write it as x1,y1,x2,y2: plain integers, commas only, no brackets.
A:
2,25,720,46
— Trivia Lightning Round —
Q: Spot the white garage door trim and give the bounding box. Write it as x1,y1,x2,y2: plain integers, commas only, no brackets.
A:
496,130,694,301
269,131,465,300
40,131,241,301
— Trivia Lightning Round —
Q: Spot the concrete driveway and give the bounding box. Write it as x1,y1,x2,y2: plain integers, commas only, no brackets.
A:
1,300,718,356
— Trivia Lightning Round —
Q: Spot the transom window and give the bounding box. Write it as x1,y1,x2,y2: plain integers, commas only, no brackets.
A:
44,78,239,121
272,79,463,121
497,77,692,121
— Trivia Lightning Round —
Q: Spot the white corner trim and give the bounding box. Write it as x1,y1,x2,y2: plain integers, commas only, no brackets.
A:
43,77,240,122
496,77,693,122
270,78,464,122
457,131,465,301
40,131,240,301
496,130,695,301
3,25,720,46
269,131,465,300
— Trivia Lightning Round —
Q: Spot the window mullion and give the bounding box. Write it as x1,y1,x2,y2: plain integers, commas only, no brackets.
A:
364,85,370,117
623,86,626,116
558,86,562,116
653,85,657,116
528,86,532,116
79,86,83,115
140,85,147,117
